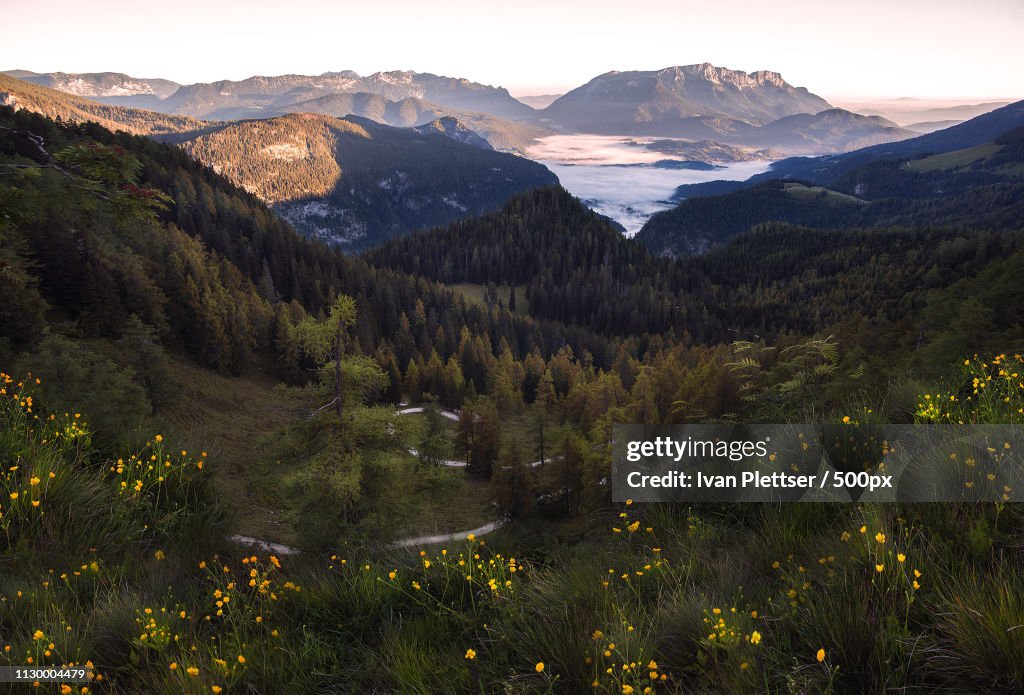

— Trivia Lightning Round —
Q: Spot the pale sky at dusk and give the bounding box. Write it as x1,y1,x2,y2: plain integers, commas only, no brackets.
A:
2,0,1021,99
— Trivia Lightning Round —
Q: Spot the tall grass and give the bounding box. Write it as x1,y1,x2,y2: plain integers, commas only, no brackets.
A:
2,358,1023,693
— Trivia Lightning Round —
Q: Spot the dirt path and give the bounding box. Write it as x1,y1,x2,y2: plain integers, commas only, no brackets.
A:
228,407,512,557
396,406,460,421
388,518,508,549
229,518,508,556
229,534,300,555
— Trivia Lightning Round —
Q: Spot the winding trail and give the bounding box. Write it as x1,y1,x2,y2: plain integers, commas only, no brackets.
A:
388,518,508,549
228,406,541,556
406,447,467,467
396,406,467,465
229,519,508,556
397,406,460,421
229,534,300,556
395,405,553,469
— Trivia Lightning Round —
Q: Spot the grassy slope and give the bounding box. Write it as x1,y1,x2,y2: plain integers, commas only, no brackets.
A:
156,359,303,545
907,142,1001,172
156,359,497,545
361,462,495,539
4,356,1024,692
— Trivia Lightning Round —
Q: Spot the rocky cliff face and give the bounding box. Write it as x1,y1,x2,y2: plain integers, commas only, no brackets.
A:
3,70,181,99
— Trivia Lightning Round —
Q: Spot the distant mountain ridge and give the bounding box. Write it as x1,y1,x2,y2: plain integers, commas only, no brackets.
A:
833,98,1015,126
729,99,1024,189
3,69,181,99
0,73,209,136
2,69,546,151
6,65,925,156
185,90,549,152
624,108,917,155
735,109,915,153
25,69,537,122
539,64,833,133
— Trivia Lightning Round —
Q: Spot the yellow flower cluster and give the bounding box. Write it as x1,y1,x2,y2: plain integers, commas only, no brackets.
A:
917,354,1024,423
109,437,206,502
1,374,92,528
586,626,667,693
382,540,525,601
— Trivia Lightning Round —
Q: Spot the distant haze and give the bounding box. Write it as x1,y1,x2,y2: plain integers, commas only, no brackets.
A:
1,0,1022,99
828,97,1017,127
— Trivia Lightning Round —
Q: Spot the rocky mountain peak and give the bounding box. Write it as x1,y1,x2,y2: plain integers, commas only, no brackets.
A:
414,116,493,150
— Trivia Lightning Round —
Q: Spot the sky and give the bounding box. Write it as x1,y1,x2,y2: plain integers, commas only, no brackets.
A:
2,0,1022,99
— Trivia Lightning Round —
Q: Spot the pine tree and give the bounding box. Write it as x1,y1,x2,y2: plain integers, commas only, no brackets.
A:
418,404,451,467
493,441,533,517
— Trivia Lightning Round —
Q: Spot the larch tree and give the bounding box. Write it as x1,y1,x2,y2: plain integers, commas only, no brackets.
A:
291,293,358,419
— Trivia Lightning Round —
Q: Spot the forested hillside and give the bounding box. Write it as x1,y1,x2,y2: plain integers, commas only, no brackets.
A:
0,107,604,403
178,113,558,250
6,105,1021,414
366,188,683,336
636,123,1024,257
637,177,1024,257
0,75,558,251
367,185,1024,372
4,102,1024,694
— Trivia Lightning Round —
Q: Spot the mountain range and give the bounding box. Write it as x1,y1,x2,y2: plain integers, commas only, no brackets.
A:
4,64,1013,255
2,69,549,152
4,65,934,155
5,69,533,121
4,69,181,100
160,71,536,121
832,97,1016,126
537,64,832,130
670,99,1024,197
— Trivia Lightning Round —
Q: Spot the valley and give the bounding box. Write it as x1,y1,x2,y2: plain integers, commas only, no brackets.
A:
2,10,1024,689
3,63,978,242
527,134,770,233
